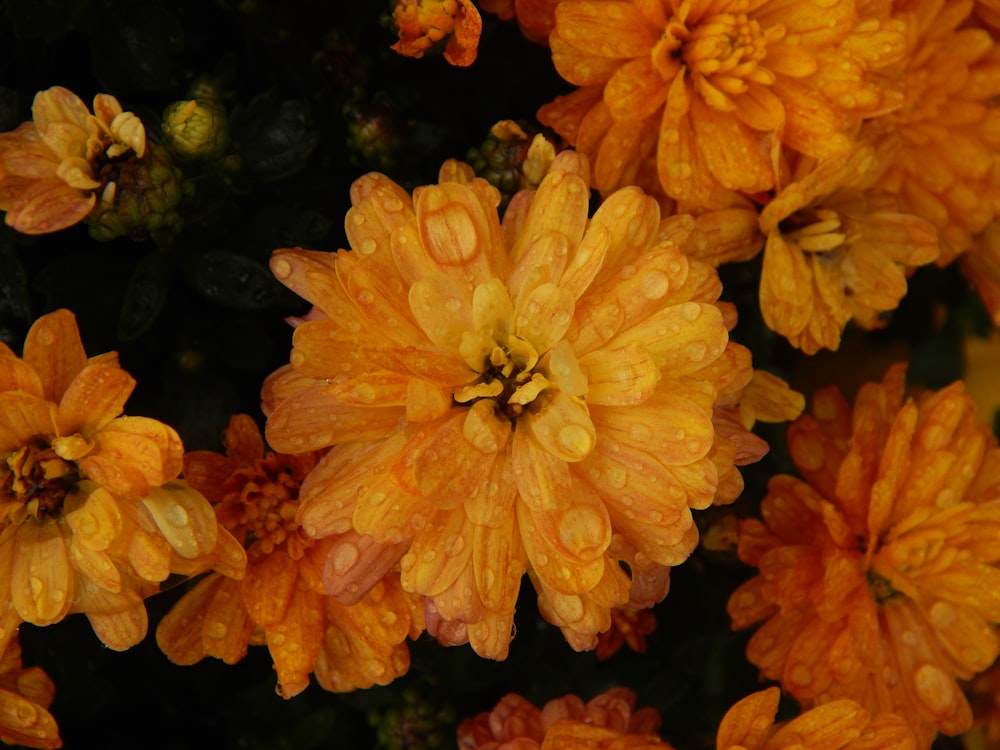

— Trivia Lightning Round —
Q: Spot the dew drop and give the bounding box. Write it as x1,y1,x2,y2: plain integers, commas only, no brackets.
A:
557,424,594,459
662,129,680,144
789,664,812,686
913,663,957,717
272,258,292,279
367,491,387,507
330,542,361,574
638,269,670,299
680,302,701,321
357,290,375,305
359,238,377,255
165,504,190,528
606,467,627,489
483,568,496,590
207,622,228,640
686,342,707,362
270,633,287,646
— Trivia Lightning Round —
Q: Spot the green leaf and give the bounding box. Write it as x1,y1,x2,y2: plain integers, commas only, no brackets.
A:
184,248,282,310
117,250,175,341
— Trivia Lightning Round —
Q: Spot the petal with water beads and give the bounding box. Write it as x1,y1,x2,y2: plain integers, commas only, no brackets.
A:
401,509,472,597
0,393,56,453
201,575,253,664
579,343,659,406
767,699,871,750
554,1,661,58
267,585,325,699
322,530,411,606
79,578,148,651
0,356,43,397
512,429,573,512
237,550,297,628
414,182,497,287
11,520,72,626
409,274,474,347
590,392,713,465
55,361,134,438
64,485,121,552
140,481,218,560
612,302,727,375
473,513,525,613
926,599,999,674
716,687,780,750
526,391,595,463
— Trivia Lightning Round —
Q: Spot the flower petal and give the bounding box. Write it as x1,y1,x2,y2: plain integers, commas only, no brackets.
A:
11,520,72,625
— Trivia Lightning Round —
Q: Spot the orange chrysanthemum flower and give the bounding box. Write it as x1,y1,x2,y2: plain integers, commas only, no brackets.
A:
757,143,939,353
0,309,243,651
717,687,915,750
536,0,907,205
728,363,1000,748
868,0,1000,261
264,152,770,658
0,86,145,234
156,414,421,697
457,687,666,749
0,636,61,750
391,0,484,66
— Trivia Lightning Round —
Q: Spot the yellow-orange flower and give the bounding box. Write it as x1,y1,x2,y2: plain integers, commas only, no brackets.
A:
156,415,421,697
868,0,1000,261
717,688,915,750
391,0,484,66
0,309,242,651
728,363,1000,748
457,687,666,749
757,143,939,354
264,152,769,658
0,86,145,234
0,636,61,750
536,0,907,205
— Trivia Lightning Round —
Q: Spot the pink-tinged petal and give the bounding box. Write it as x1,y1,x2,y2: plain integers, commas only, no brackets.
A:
0,392,57,451
55,361,135,437
265,383,405,453
11,520,72,625
322,530,410,605
0,132,59,179
579,343,659,406
511,429,573,512
550,29,622,86
428,559,485,623
22,309,87,402
0,354,45,398
554,1,660,58
401,509,473,596
5,179,95,235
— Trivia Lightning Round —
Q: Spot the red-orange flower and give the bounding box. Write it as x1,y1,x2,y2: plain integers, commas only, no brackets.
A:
595,604,657,660
156,415,421,696
0,309,242,651
264,153,772,658
868,0,1000,261
0,86,145,234
457,687,666,749
728,364,1000,748
537,0,907,205
717,688,915,750
0,636,61,750
391,0,484,66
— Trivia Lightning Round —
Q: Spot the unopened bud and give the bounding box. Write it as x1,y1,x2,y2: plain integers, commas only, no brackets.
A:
162,99,230,161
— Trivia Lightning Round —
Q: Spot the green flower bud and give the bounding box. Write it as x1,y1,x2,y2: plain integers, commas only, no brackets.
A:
466,120,556,213
86,142,188,242
162,99,231,161
344,100,402,171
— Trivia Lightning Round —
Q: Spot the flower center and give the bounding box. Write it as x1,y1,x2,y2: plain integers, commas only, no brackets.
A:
220,454,313,560
655,10,780,103
780,208,848,253
1,441,78,520
453,334,550,419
